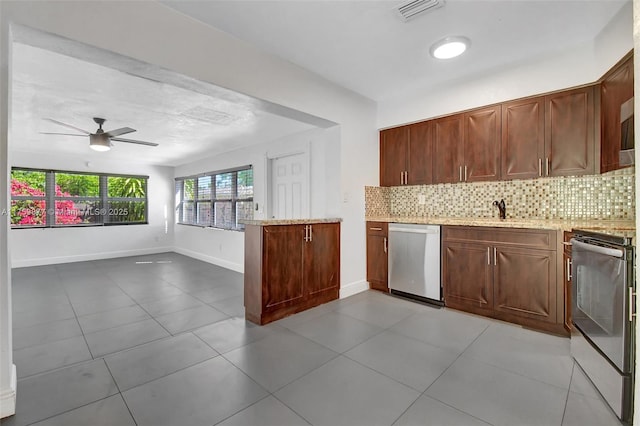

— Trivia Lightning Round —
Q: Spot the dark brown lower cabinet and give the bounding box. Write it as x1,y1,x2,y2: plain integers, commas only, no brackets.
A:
366,221,388,292
493,246,556,323
442,226,565,335
244,222,340,325
442,241,492,311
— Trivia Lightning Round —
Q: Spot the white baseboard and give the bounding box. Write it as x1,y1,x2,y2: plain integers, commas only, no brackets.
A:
0,364,16,419
172,247,243,273
339,279,369,299
11,247,174,268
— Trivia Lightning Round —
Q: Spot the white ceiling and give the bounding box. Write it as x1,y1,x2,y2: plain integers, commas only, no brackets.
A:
162,0,630,101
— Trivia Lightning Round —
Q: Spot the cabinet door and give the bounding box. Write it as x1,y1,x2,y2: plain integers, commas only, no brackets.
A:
464,105,501,182
407,121,433,185
380,127,408,187
493,246,556,323
433,115,464,184
442,241,492,310
501,97,545,180
601,54,634,173
263,225,305,311
545,86,595,176
304,223,340,297
366,233,388,291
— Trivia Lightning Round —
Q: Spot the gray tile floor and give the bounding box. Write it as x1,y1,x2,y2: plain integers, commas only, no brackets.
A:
4,253,624,426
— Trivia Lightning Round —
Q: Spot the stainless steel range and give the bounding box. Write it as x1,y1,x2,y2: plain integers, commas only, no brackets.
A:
570,229,635,423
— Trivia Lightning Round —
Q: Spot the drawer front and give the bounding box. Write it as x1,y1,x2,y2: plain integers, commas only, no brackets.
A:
442,226,556,250
366,221,388,236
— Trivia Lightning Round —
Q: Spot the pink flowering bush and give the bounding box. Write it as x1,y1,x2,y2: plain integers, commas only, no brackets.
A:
11,179,82,226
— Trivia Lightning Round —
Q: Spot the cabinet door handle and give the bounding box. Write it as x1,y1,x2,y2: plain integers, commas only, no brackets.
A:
493,247,497,266
546,157,550,176
566,258,572,281
538,158,542,177
405,171,408,185
459,166,463,182
304,225,308,242
384,237,387,253
629,287,636,322
309,225,313,242
464,165,467,181
369,227,383,231
400,172,403,185
487,247,491,265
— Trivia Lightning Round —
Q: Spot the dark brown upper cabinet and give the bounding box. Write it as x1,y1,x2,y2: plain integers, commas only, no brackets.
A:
407,121,434,185
545,86,596,176
380,126,408,187
501,97,545,180
432,114,464,184
600,52,634,173
463,105,502,182
380,122,433,186
502,86,595,180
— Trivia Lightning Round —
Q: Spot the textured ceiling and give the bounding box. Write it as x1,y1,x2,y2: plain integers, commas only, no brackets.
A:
11,43,321,167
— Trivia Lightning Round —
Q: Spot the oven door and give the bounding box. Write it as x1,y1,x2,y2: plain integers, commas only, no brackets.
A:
571,238,631,373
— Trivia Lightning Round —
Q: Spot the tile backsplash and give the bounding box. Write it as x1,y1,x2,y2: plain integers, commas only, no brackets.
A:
366,167,635,220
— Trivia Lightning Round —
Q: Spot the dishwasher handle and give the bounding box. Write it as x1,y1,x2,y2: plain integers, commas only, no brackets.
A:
388,227,439,235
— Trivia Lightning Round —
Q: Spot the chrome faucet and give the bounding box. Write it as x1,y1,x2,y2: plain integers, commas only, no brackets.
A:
493,199,506,220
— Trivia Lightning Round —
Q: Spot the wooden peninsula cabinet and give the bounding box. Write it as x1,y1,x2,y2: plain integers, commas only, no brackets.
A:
366,221,388,292
244,220,340,325
442,226,565,335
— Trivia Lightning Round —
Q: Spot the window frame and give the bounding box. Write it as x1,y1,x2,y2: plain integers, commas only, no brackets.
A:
10,167,149,229
175,165,253,231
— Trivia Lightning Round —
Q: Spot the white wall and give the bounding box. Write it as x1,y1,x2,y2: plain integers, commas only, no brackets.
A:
0,3,14,418
377,1,634,129
9,151,175,267
173,126,342,272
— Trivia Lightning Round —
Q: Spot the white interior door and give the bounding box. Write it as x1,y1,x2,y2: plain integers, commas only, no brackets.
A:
271,153,309,219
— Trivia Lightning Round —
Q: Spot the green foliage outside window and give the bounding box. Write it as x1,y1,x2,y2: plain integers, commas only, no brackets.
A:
55,173,99,197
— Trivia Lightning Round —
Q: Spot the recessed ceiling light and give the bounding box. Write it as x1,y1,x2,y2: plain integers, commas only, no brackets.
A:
430,36,470,59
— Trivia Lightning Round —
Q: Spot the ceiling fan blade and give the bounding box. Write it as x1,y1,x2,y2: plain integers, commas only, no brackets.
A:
39,132,86,137
43,118,91,135
110,137,158,147
105,127,136,138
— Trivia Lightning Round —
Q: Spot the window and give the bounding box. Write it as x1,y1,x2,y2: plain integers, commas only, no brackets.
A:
10,168,148,228
175,166,253,231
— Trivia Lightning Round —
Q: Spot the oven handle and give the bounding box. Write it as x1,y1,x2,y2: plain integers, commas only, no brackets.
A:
570,239,625,258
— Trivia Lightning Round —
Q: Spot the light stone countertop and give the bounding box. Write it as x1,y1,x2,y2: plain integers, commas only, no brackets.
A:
366,216,636,232
241,218,342,226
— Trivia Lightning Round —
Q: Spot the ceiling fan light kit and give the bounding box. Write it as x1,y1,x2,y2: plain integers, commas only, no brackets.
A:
89,133,111,151
42,117,158,152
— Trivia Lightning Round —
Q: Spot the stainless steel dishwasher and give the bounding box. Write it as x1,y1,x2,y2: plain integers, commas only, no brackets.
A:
388,223,442,304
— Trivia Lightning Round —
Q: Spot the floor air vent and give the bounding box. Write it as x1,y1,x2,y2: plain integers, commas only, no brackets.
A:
396,0,445,22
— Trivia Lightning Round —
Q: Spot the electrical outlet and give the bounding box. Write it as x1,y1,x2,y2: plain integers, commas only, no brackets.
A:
418,194,426,205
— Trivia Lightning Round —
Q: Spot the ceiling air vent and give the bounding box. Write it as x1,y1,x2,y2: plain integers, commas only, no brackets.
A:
396,0,445,22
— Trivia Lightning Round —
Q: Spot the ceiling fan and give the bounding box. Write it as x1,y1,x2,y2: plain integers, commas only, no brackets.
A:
41,117,159,152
